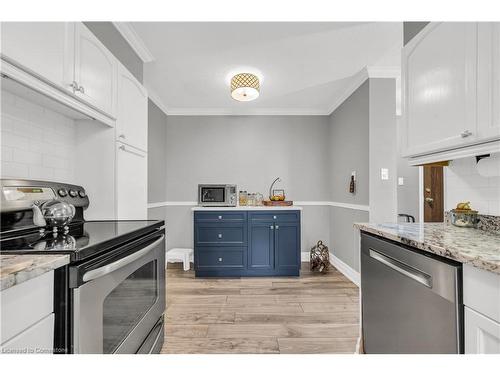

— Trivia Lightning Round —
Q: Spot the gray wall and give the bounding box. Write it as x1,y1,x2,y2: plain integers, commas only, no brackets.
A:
147,99,168,203
84,22,143,83
369,78,398,223
396,116,420,221
403,22,430,45
162,115,332,251
328,80,369,205
327,81,370,271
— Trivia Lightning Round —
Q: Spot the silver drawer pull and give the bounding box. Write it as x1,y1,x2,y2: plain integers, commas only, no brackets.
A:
218,257,223,262
218,215,222,219
270,225,274,230
273,215,277,219
275,225,279,230
369,248,432,288
460,130,473,138
218,233,222,239
119,145,145,158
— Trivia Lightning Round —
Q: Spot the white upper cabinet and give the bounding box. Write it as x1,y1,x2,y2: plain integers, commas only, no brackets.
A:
116,64,148,152
116,142,147,220
0,22,74,91
402,22,478,157
73,24,117,118
477,23,500,141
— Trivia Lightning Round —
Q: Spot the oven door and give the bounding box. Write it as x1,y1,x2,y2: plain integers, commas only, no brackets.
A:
72,231,165,354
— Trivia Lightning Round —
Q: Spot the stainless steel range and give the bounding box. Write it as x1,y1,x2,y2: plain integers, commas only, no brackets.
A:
0,179,166,354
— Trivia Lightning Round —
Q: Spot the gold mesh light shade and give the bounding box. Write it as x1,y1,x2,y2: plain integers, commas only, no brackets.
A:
230,73,260,102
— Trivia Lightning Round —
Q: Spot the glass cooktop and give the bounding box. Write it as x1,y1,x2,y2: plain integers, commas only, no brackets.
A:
0,220,164,262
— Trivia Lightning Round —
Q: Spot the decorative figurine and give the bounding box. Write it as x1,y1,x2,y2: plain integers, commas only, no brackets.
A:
310,240,330,273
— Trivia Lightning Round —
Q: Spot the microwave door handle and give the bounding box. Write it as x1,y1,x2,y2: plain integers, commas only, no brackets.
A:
82,235,165,282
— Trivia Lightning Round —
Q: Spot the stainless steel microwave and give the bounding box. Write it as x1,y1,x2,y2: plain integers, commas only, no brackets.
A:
198,184,237,207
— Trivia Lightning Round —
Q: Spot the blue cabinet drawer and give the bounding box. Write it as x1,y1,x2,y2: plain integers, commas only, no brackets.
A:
194,211,246,222
195,224,246,246
249,211,300,222
196,248,245,269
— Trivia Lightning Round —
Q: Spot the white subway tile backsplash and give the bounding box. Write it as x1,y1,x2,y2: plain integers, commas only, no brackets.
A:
1,90,77,183
445,156,500,216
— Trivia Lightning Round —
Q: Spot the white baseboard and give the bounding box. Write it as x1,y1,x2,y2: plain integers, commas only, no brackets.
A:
302,251,360,286
329,252,360,286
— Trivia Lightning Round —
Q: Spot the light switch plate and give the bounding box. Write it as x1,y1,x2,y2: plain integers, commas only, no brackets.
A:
381,168,389,180
351,171,356,180
398,177,404,185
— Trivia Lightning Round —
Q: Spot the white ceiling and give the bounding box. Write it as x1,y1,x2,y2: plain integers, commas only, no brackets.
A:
129,22,402,115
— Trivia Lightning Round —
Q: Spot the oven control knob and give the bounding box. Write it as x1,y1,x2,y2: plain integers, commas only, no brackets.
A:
68,189,78,198
78,190,87,198
57,188,68,197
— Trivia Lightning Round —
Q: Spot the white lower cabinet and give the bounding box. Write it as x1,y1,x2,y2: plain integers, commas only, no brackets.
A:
463,264,500,354
465,307,500,354
1,314,55,354
0,271,55,354
116,142,147,220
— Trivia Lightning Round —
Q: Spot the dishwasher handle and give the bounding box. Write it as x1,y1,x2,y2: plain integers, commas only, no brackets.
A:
369,248,433,288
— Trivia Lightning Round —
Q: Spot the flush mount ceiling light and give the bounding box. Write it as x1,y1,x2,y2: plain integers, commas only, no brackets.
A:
230,73,260,102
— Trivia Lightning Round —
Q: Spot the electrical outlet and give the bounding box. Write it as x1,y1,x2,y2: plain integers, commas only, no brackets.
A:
381,168,389,180
398,177,404,186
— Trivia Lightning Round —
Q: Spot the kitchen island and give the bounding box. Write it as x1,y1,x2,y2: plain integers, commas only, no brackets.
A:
192,206,302,277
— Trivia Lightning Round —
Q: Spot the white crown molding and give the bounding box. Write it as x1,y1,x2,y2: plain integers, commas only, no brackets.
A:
325,67,369,116
366,65,401,78
165,107,330,116
113,22,155,63
146,87,170,116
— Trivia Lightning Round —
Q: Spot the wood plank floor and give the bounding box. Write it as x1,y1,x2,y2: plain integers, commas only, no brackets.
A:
161,262,360,354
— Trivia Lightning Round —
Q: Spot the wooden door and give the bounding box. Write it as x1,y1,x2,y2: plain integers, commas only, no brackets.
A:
402,22,478,157
1,22,74,90
74,23,117,117
423,165,444,222
116,64,148,152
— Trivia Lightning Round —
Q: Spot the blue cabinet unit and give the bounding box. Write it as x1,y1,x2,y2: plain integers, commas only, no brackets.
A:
194,210,301,277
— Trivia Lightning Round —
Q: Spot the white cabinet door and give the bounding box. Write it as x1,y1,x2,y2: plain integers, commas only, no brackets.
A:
402,22,478,157
116,64,148,152
465,307,500,354
73,23,117,118
116,142,147,220
0,22,74,91
0,314,54,354
477,23,500,142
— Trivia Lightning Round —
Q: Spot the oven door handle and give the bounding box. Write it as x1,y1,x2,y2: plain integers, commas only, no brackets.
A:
82,235,165,282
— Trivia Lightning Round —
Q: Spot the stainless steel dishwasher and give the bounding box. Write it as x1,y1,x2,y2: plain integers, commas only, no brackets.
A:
361,233,463,354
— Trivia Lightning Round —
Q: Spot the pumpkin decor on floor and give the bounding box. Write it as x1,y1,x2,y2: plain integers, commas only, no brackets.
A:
310,240,330,273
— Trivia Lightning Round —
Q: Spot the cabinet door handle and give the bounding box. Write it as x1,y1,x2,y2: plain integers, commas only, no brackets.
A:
218,215,222,219
69,81,79,93
119,145,145,158
273,215,277,219
78,85,85,94
218,233,222,239
270,225,274,230
218,257,223,262
460,130,473,138
275,225,279,230
119,134,126,139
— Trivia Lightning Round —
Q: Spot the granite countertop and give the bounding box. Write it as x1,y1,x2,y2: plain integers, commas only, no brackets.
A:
0,254,70,291
354,222,500,274
192,206,303,211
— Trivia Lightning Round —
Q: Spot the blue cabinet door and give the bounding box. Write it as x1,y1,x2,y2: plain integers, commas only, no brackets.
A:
248,221,274,270
275,222,300,270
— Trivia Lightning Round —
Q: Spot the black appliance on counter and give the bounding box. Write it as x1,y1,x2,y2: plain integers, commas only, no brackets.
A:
0,179,166,354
